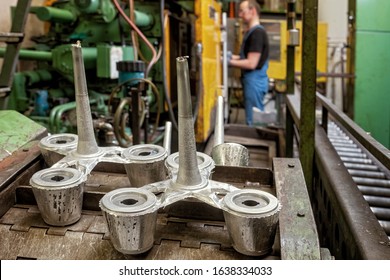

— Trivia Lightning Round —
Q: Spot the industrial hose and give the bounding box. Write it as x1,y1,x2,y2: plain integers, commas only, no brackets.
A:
109,77,161,147
112,0,158,77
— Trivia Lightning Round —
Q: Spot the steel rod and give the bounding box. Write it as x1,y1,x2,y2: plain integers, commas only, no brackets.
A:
378,220,390,235
163,121,172,156
364,195,390,208
214,95,224,147
358,185,390,197
370,207,390,221
348,169,386,179
353,177,390,187
344,162,379,171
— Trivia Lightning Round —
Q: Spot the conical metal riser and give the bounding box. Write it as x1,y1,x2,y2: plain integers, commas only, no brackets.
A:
71,41,99,156
176,57,202,187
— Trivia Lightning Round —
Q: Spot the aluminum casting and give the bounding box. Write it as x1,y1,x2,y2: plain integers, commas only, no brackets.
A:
31,45,281,257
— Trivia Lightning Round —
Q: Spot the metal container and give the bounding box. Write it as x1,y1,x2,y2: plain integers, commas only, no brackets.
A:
30,167,84,226
39,133,78,166
211,143,249,167
122,144,167,187
165,151,215,180
222,189,281,256
100,188,158,254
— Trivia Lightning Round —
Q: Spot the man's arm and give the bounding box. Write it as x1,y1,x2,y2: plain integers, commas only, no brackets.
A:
229,52,261,70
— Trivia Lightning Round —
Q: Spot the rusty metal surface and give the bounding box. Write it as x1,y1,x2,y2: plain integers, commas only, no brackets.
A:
314,125,390,259
0,142,42,218
0,141,42,192
273,158,321,260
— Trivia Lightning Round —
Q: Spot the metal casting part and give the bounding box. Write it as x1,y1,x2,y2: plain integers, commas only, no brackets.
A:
100,188,158,254
165,151,215,181
222,189,280,256
39,133,78,166
175,57,203,188
33,53,281,256
211,143,249,167
30,167,84,226
212,95,249,167
122,144,168,187
71,41,101,157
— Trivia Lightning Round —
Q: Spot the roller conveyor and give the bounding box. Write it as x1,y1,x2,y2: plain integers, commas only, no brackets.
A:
328,122,390,238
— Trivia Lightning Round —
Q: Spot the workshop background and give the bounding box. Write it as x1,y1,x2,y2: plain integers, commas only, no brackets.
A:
0,0,389,260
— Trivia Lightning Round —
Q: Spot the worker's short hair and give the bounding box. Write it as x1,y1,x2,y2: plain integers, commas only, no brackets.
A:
242,0,261,16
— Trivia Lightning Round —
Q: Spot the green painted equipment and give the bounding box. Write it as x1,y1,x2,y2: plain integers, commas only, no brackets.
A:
354,0,390,148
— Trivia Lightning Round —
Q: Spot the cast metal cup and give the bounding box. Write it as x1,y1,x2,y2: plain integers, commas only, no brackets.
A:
39,133,78,166
122,144,168,187
30,167,84,226
211,142,249,166
165,151,215,180
100,188,158,254
222,189,281,256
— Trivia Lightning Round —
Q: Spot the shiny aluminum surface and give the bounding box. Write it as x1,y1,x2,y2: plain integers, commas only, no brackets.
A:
222,189,281,256
212,143,249,167
100,188,157,254
122,144,168,187
30,167,84,226
31,53,281,256
39,133,78,166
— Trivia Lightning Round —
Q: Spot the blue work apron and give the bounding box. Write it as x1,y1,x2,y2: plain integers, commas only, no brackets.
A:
240,25,269,125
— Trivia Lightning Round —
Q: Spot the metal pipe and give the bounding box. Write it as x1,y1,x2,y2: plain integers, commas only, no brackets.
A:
133,10,154,27
222,12,229,121
30,6,76,23
358,185,390,197
131,88,141,145
363,195,390,208
344,162,379,171
340,157,372,164
51,101,76,133
163,121,172,156
71,41,100,156
0,48,52,61
353,177,390,187
348,169,386,179
332,142,358,149
370,207,390,221
378,220,390,235
334,146,362,153
337,151,367,158
175,57,202,187
214,95,224,147
329,139,354,144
